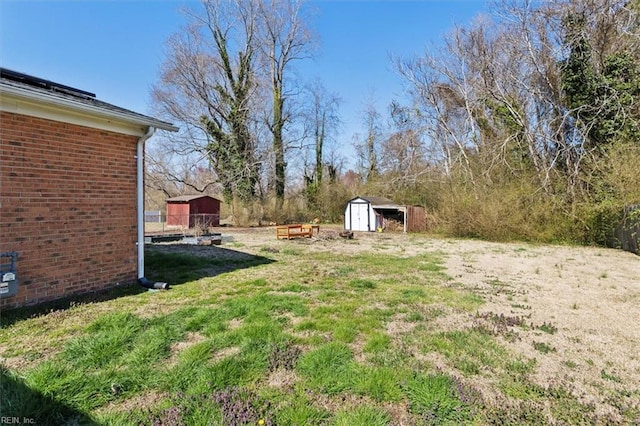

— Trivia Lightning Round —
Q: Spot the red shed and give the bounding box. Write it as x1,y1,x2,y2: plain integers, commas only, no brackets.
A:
166,195,221,228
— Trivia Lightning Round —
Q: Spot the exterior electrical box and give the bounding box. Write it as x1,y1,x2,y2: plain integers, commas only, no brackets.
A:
0,252,18,298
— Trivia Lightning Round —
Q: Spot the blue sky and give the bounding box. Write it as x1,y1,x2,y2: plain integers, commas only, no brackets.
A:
1,0,487,162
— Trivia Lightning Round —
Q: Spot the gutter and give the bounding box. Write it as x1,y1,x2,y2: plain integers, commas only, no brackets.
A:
136,127,169,290
1,82,178,132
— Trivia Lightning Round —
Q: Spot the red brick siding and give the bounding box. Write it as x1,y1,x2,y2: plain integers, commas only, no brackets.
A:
0,111,139,308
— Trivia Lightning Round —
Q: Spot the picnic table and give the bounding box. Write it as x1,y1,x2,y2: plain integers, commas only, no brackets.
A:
275,224,320,239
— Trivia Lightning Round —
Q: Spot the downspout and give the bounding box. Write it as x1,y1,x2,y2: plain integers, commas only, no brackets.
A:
136,127,169,290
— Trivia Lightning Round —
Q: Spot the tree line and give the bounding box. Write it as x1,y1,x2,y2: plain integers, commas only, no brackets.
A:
147,0,639,245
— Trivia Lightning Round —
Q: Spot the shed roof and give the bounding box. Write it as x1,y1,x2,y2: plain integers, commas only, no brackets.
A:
166,195,220,202
0,68,178,133
356,196,398,206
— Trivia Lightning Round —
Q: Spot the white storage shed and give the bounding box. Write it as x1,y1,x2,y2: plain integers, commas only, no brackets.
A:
344,196,428,233
344,196,401,232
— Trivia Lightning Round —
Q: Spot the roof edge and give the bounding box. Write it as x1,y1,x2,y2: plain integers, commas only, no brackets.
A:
166,195,221,202
1,76,178,133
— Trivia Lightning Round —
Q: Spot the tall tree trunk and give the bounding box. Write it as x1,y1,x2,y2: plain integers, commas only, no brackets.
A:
315,112,325,186
273,85,286,212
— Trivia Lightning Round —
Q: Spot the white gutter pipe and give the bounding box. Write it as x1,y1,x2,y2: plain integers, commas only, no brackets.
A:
137,126,155,279
135,127,169,290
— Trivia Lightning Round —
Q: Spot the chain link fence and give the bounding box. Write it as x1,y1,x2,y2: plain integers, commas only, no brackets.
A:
144,211,220,235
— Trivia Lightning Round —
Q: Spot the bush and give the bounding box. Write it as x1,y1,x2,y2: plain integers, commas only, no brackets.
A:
576,199,624,246
434,175,574,243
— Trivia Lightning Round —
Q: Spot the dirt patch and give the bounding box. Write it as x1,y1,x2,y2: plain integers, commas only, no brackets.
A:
386,313,418,335
96,390,171,415
167,332,207,366
266,369,298,389
432,239,640,417
211,346,241,363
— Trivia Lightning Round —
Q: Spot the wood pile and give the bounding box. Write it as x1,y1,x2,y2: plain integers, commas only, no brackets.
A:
339,230,354,239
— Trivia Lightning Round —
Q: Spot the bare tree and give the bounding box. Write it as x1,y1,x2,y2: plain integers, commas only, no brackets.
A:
152,0,269,225
395,35,481,185
354,96,385,182
397,5,574,191
256,0,316,212
378,102,428,187
146,139,219,197
299,79,341,204
394,0,639,244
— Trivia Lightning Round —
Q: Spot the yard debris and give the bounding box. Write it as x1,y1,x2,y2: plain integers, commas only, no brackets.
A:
313,230,338,241
339,230,354,239
384,219,403,232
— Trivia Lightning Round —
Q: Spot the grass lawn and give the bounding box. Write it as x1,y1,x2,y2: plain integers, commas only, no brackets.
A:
0,234,635,425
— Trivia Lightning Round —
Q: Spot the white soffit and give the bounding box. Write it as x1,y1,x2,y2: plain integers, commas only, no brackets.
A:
0,84,177,137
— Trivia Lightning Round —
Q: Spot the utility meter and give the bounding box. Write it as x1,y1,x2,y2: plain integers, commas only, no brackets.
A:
0,252,18,298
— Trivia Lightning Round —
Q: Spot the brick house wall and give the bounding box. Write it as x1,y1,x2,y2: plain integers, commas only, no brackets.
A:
0,111,138,308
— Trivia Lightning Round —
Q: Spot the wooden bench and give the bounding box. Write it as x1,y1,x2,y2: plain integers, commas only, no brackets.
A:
276,224,319,239
302,224,320,235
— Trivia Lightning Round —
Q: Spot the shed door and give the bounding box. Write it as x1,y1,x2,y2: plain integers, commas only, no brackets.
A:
351,202,371,231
